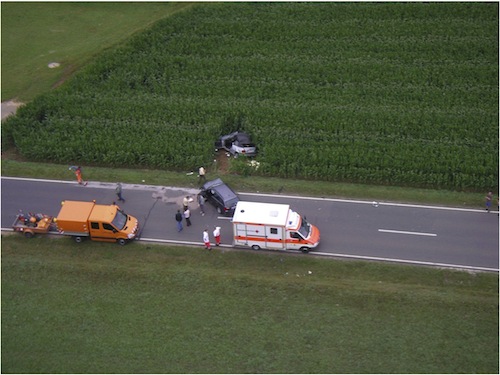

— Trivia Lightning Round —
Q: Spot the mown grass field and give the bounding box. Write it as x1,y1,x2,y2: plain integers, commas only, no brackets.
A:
2,235,498,374
2,2,498,192
1,2,193,102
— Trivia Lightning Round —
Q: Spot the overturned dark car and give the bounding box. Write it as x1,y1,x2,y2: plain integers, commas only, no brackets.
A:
215,131,257,158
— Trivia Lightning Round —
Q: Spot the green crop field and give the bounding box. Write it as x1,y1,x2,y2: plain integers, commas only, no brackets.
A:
2,236,498,373
2,2,498,192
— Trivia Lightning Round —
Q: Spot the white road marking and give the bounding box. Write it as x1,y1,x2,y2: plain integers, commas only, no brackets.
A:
217,216,232,220
2,229,496,272
310,251,498,272
2,177,496,213
378,229,437,237
239,191,496,213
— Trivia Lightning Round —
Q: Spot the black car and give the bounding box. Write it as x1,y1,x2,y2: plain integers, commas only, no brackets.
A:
200,178,239,216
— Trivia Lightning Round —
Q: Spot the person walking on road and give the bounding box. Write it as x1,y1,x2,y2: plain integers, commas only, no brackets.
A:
198,194,206,216
70,166,87,186
485,191,493,212
203,228,211,250
175,210,183,232
184,208,192,227
116,182,125,203
213,226,221,246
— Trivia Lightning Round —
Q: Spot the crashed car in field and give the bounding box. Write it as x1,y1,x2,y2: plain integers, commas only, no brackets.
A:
200,178,239,216
215,131,257,157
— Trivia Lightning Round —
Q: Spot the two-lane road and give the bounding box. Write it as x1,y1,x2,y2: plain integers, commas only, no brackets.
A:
1,177,498,271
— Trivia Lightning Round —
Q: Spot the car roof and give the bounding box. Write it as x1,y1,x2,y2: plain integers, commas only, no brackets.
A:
202,179,238,201
234,133,251,142
202,178,225,190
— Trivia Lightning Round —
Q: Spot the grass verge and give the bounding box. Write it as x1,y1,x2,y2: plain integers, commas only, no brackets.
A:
1,235,498,373
0,158,486,208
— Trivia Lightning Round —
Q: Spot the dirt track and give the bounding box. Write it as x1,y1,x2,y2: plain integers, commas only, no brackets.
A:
1,101,23,121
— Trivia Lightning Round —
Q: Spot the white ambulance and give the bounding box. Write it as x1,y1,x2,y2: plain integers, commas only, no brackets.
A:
232,201,320,253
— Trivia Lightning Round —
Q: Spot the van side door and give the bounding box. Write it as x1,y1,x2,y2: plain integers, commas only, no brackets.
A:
89,221,118,242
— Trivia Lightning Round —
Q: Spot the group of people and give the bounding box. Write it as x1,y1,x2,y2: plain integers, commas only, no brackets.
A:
71,165,125,202
203,227,221,251
176,193,221,250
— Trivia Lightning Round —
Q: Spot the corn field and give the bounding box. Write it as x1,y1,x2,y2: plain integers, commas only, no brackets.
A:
3,2,498,191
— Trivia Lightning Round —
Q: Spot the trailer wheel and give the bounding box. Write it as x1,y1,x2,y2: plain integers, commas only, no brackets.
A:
300,247,310,254
24,231,34,239
251,245,261,250
117,239,127,246
73,236,83,243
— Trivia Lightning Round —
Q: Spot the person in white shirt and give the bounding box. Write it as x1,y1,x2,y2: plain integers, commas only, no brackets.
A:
198,166,206,185
203,229,211,250
213,226,221,246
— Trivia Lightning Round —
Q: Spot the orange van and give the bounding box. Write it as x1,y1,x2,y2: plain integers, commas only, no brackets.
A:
56,200,139,245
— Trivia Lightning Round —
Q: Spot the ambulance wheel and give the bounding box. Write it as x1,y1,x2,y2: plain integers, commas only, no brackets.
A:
24,231,34,239
251,245,261,250
117,239,127,246
73,236,83,243
300,247,310,254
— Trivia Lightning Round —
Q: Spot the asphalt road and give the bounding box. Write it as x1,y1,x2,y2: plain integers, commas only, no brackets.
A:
1,177,498,272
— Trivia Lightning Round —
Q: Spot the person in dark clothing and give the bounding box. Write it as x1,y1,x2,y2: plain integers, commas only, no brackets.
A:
175,210,183,232
116,182,125,202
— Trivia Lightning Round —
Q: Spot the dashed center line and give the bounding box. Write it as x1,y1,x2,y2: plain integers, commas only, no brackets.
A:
378,229,437,237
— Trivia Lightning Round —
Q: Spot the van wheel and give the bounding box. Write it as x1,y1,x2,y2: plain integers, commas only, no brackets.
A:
251,245,261,250
74,236,83,243
117,239,127,246
300,247,310,254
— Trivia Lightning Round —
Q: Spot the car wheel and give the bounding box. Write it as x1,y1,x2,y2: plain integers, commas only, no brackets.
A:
74,236,83,243
233,152,239,158
117,238,127,246
300,247,310,254
251,245,261,250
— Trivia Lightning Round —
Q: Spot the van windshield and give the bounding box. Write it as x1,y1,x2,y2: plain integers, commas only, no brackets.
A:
298,217,311,238
112,209,128,230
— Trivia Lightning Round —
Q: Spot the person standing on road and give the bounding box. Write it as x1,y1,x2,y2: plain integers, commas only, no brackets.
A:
203,228,211,250
184,208,192,227
198,193,206,216
213,226,221,246
175,210,183,232
116,182,125,203
485,191,493,212
183,196,191,211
